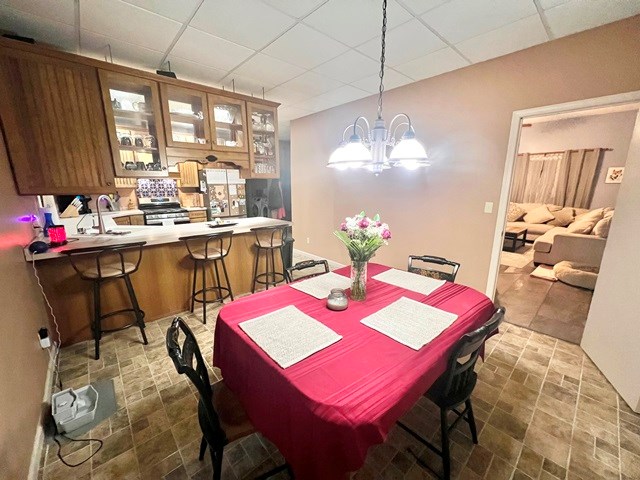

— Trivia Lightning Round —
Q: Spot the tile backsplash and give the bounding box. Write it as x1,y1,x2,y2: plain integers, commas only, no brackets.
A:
136,179,178,198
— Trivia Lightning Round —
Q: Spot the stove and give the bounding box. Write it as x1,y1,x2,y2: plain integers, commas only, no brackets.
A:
138,197,190,226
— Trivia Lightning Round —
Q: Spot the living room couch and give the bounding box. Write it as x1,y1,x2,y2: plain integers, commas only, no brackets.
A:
506,203,613,266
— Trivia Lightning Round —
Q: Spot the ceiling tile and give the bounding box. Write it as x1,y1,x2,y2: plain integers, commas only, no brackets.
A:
80,29,165,69
545,0,640,38
1,0,75,25
164,56,228,86
232,53,305,88
456,14,548,63
538,0,570,8
190,0,295,50
295,85,370,112
120,0,201,23
81,0,182,52
265,85,315,106
277,70,345,97
394,46,468,80
0,7,77,50
170,27,255,71
261,0,327,19
218,74,274,96
398,0,451,15
262,23,348,69
356,19,446,66
303,0,413,47
313,50,380,83
350,68,413,93
421,0,537,44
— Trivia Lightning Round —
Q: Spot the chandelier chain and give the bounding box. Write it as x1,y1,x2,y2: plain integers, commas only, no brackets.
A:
377,0,387,120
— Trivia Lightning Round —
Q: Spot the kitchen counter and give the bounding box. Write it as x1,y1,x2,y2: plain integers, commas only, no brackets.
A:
30,217,292,345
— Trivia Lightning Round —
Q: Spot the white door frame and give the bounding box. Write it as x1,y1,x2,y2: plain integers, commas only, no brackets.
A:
485,90,640,299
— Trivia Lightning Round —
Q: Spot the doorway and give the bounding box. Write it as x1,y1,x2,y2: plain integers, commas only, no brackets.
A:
486,92,640,343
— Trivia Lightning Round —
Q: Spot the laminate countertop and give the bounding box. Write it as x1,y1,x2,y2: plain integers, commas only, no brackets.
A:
25,217,291,261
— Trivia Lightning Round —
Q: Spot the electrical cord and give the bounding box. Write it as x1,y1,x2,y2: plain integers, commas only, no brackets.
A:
54,434,103,467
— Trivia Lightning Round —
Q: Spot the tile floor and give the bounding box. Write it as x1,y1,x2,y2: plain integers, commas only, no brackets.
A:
496,246,593,344
40,308,640,480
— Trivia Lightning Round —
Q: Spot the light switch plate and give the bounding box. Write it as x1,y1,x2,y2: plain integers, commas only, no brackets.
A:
484,202,493,214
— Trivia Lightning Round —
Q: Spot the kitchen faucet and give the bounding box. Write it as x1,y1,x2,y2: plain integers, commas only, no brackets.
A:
96,194,114,234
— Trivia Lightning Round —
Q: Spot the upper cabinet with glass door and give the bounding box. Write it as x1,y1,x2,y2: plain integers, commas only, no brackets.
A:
161,84,211,149
99,70,168,177
248,102,279,178
208,94,248,153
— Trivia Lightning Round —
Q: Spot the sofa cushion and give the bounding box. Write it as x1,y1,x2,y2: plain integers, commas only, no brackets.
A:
507,222,554,237
568,219,596,234
534,227,568,253
507,202,526,222
524,205,555,224
546,204,563,212
553,261,599,290
592,215,612,238
548,207,575,227
575,208,604,223
603,207,615,219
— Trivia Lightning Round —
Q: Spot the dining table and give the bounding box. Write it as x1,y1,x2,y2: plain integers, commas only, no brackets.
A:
213,262,495,479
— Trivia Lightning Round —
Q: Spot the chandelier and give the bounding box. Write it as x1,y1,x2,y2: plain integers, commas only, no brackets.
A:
327,0,430,175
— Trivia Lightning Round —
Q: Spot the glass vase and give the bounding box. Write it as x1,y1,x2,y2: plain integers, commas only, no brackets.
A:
350,260,368,301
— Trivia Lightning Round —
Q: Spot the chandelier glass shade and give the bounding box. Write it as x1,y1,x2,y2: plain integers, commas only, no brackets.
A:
327,0,430,175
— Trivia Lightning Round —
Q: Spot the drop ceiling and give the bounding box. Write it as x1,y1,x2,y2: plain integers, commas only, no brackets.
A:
1,0,639,139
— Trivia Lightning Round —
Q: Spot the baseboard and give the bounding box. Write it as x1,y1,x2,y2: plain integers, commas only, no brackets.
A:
28,345,58,480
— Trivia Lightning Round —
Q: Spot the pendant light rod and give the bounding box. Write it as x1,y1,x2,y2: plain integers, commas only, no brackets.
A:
377,0,387,120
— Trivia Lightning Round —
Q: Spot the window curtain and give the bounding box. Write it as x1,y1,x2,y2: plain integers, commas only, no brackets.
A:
511,149,602,208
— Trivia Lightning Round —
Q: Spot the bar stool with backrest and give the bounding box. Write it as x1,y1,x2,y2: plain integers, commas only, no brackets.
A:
180,231,234,325
251,225,288,293
63,242,148,360
397,307,505,480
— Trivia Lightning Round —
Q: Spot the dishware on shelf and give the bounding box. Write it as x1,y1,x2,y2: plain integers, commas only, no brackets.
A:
119,135,132,146
134,136,144,147
111,98,121,109
132,101,146,112
143,135,156,148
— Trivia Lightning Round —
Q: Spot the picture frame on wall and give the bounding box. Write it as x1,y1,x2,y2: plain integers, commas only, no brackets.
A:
605,167,624,183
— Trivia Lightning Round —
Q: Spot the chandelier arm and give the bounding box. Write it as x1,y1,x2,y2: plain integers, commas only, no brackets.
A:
351,116,371,139
389,121,410,143
342,124,366,142
376,0,387,120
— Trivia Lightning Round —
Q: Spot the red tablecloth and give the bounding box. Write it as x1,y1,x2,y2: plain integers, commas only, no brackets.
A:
213,263,495,479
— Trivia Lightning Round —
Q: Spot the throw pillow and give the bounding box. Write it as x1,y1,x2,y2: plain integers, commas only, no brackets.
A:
548,207,575,227
592,215,612,238
523,205,555,224
567,219,596,234
575,208,604,224
603,207,615,219
507,202,525,222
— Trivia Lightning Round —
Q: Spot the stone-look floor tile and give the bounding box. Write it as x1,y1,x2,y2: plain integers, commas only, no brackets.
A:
179,438,212,477
484,454,515,480
580,381,618,408
542,457,566,479
487,407,528,441
523,426,570,469
620,426,640,457
92,427,134,470
164,391,199,425
171,413,201,449
497,379,539,411
110,407,130,433
516,445,543,479
574,408,618,445
577,394,618,426
132,409,172,446
530,409,573,444
128,391,164,425
620,448,640,479
44,445,93,480
568,444,620,480
136,430,181,480
89,364,120,382
464,444,493,477
92,449,140,480
478,424,522,464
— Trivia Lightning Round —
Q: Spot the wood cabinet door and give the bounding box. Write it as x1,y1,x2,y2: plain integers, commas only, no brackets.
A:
0,48,115,194
247,102,279,178
208,94,249,153
99,70,168,177
161,84,211,149
178,161,200,187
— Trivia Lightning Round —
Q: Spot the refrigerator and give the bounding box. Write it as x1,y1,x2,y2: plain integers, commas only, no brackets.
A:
199,168,247,219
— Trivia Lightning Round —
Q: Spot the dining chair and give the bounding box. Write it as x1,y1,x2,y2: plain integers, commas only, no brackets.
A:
397,307,505,480
285,259,330,282
407,255,461,282
166,317,288,480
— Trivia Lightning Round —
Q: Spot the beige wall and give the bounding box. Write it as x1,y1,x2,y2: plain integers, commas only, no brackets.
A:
0,134,51,478
518,110,637,209
291,16,640,291
581,110,640,412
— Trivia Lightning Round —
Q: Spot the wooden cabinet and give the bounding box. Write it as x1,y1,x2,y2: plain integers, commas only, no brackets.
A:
99,70,168,177
188,210,208,223
0,48,115,194
113,213,144,225
161,84,211,149
248,102,279,178
178,160,200,187
208,94,248,154
113,215,131,226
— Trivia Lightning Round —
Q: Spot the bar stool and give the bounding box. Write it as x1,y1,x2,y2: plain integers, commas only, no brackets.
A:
251,226,288,293
180,232,234,325
63,242,148,360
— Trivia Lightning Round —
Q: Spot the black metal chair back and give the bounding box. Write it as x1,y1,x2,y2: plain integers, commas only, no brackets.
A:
166,317,227,450
251,225,286,248
63,241,146,280
286,259,329,282
440,307,505,400
179,232,232,260
407,255,460,282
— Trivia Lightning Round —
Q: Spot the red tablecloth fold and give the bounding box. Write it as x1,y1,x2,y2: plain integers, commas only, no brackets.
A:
213,263,495,479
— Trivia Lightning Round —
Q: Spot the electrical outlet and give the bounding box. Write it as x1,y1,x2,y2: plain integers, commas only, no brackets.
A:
484,202,493,214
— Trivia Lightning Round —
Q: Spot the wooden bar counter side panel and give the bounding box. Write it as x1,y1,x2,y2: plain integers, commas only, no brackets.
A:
0,47,115,195
37,232,275,346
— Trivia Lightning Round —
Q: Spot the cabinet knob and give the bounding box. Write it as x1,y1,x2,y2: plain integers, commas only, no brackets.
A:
106,182,112,186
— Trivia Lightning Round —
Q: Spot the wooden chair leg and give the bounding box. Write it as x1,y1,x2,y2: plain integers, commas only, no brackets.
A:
199,435,207,461
440,408,451,480
466,399,478,444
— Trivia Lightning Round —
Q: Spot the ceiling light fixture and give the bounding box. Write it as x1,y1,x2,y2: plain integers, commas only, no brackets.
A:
327,0,430,175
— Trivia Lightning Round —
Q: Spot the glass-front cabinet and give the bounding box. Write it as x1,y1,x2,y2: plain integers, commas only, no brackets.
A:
99,71,167,177
248,102,279,178
208,94,248,153
161,84,211,149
